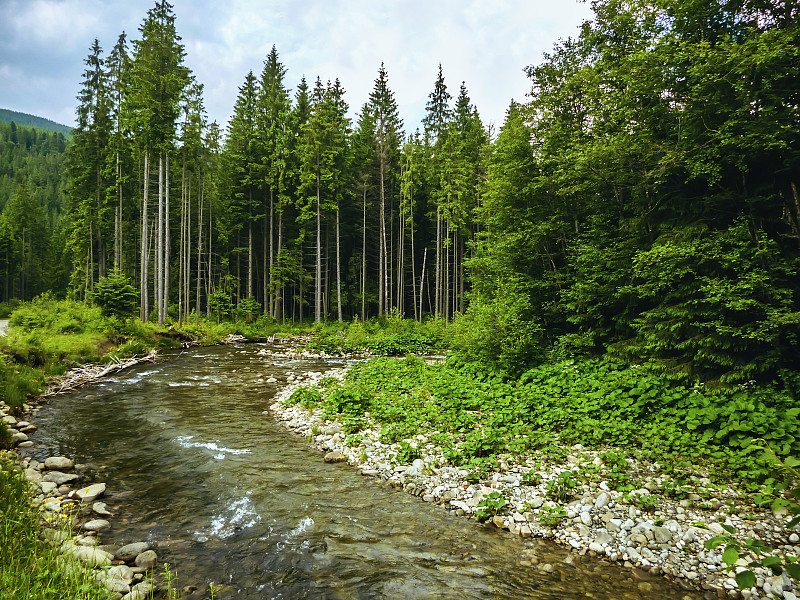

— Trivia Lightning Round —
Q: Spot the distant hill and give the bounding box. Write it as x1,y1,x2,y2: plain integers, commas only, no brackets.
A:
0,108,72,136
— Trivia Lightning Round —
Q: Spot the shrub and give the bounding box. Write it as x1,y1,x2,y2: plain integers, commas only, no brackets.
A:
91,270,138,321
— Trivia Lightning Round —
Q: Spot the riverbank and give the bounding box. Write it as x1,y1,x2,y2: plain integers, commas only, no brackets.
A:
267,357,800,600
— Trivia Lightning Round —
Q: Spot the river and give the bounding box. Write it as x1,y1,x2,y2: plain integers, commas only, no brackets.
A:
25,344,701,599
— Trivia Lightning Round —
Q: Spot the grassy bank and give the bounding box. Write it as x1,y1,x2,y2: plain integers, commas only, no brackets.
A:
0,453,107,600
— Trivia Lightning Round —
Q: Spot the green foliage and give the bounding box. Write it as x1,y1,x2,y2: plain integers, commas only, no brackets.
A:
284,386,322,409
538,505,567,528
235,297,262,324
476,491,508,521
450,285,545,376
546,470,579,501
311,353,799,490
395,440,422,464
91,270,138,321
208,289,233,324
613,223,800,386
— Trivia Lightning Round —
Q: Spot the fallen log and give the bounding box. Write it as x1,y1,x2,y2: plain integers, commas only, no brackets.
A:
41,350,159,398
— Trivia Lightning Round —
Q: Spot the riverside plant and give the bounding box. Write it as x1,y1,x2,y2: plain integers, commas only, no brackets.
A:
0,453,106,600
703,441,800,590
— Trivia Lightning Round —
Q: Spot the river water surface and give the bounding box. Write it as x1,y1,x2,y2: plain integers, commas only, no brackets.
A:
27,344,702,599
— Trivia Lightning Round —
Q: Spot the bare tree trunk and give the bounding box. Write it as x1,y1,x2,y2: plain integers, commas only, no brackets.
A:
178,157,185,327
336,204,342,322
185,173,191,323
277,211,283,322
379,156,388,317
247,208,253,299
196,170,203,324
434,209,441,318
115,151,122,270
410,181,417,322
156,154,164,326
419,247,427,320
361,184,367,322
140,151,150,322
315,161,322,323
164,155,171,322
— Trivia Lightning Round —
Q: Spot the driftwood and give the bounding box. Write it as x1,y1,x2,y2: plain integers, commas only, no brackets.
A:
42,350,159,398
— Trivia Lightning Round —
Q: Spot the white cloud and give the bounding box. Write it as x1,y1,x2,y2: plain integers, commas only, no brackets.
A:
0,0,593,130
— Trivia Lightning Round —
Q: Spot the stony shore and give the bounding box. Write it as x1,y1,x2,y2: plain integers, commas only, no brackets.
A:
2,404,171,599
266,354,800,600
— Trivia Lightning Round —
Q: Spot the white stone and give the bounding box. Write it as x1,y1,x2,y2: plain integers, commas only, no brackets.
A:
75,483,106,503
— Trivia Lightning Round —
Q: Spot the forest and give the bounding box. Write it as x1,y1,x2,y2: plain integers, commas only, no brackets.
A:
1,0,798,391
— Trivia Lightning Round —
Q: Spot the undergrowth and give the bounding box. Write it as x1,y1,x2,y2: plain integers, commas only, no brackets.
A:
287,355,800,492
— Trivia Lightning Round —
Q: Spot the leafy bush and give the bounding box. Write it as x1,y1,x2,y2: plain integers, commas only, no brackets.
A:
90,270,138,321
450,288,545,376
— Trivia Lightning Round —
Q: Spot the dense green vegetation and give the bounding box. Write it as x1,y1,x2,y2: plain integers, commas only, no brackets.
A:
287,355,799,486
0,121,70,302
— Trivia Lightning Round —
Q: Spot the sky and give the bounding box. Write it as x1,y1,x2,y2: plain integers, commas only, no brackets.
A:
0,0,594,133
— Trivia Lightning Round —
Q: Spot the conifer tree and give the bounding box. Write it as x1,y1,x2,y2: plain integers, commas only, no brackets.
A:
366,64,403,316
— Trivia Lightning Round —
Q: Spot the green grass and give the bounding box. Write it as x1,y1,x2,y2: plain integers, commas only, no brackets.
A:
0,453,107,600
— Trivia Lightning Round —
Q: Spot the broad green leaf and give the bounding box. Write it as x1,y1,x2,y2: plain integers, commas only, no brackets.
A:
735,570,756,589
722,546,739,567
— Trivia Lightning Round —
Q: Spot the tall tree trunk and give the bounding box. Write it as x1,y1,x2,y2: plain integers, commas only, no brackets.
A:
140,151,150,322
164,155,172,322
156,154,164,326
277,211,283,323
361,184,367,322
410,182,418,322
419,247,427,320
196,170,203,324
247,203,253,299
178,157,185,327
379,154,387,317
336,204,342,322
315,159,322,323
434,209,441,318
115,151,122,270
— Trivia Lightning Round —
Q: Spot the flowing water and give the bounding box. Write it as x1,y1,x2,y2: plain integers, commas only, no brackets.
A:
26,344,702,599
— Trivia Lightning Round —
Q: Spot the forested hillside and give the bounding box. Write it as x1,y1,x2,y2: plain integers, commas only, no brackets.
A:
0,121,70,302
4,0,799,391
0,109,72,136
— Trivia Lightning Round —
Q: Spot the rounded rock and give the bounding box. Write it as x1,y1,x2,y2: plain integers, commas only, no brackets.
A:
75,483,106,503
115,542,152,563
134,550,158,569
84,519,111,532
44,456,75,471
